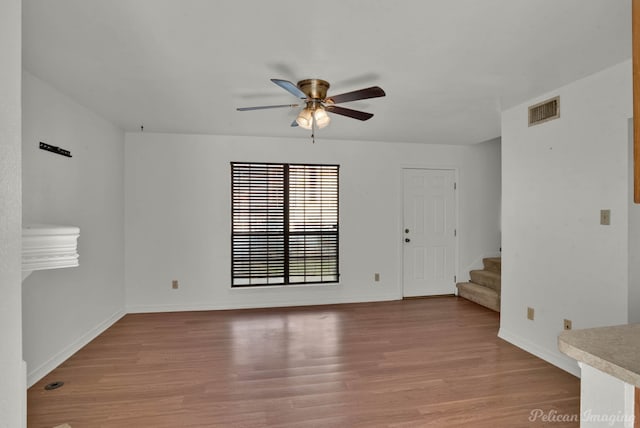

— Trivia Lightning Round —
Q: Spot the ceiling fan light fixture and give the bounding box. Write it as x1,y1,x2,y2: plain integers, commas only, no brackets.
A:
313,107,331,129
296,108,313,129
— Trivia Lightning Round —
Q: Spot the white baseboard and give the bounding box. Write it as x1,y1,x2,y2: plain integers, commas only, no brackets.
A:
27,309,126,387
21,360,27,428
498,327,581,378
127,295,398,314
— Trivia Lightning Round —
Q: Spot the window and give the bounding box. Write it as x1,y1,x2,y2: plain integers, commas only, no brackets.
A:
231,162,339,287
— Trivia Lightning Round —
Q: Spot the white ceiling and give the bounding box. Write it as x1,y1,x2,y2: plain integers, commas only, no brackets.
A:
23,0,632,145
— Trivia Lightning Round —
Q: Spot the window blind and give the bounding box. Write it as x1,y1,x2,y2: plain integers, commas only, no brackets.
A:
231,162,339,287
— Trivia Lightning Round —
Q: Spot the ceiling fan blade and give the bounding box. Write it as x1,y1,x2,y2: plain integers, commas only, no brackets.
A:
325,86,386,104
237,104,299,111
325,105,374,121
271,79,308,99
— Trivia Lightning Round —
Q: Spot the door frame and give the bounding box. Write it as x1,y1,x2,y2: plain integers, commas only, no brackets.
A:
399,165,459,298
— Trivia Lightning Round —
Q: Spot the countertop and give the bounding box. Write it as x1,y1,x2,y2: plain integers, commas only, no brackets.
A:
558,323,640,387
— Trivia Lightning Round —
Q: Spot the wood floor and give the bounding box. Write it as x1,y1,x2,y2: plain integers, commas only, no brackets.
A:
28,297,580,428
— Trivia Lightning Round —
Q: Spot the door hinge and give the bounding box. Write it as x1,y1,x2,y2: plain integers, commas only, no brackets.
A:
454,275,457,282
454,182,457,190
454,229,457,237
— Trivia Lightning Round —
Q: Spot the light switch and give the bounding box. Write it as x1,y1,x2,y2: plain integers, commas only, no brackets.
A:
600,209,611,226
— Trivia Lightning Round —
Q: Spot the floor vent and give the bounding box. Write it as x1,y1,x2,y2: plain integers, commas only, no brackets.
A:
528,96,560,126
44,381,64,390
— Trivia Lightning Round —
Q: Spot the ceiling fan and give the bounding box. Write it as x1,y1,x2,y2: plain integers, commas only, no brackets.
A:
237,78,386,131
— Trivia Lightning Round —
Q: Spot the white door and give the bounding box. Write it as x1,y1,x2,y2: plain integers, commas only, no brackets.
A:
402,168,456,297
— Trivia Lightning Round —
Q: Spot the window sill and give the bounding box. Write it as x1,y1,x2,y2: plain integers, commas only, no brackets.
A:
230,282,340,290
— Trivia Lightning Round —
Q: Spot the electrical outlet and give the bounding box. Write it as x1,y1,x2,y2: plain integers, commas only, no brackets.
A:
527,307,535,320
172,280,179,289
600,209,611,225
564,319,572,330
374,273,380,282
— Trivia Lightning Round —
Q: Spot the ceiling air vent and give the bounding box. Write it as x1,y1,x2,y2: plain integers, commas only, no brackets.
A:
528,96,560,126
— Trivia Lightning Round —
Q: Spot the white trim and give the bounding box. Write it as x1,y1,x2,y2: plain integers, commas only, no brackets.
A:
228,281,341,290
21,360,27,428
27,309,126,387
498,327,581,377
127,295,398,314
624,382,635,428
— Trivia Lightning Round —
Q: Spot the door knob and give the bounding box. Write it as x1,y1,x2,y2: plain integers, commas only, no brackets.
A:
405,238,410,243
405,228,410,233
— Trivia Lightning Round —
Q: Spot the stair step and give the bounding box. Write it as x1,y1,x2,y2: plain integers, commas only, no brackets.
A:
483,257,501,274
456,282,500,312
469,269,501,292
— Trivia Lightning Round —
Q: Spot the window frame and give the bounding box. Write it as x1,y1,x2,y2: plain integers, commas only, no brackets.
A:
230,161,340,287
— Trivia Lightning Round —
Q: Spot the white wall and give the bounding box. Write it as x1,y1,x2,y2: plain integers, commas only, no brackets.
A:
125,133,501,312
21,72,126,386
0,1,25,426
629,118,640,323
500,60,633,375
460,138,502,272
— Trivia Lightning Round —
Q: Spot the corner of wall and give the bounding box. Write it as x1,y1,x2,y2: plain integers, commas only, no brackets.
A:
498,327,580,377
27,309,126,387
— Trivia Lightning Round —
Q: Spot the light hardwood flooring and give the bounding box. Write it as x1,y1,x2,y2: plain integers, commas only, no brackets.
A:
28,297,579,427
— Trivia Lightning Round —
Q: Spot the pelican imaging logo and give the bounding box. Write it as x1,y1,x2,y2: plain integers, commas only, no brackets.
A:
529,409,635,426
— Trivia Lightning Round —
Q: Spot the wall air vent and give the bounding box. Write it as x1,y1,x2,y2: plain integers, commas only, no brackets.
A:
528,96,560,126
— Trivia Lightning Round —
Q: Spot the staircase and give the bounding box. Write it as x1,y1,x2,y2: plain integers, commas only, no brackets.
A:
456,257,501,312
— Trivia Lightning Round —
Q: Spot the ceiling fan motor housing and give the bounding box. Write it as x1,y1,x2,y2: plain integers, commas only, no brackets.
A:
297,79,330,100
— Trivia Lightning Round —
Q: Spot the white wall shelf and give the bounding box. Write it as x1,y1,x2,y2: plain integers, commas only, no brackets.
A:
22,224,80,281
